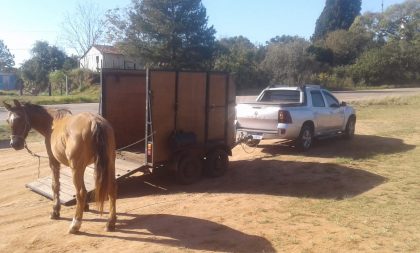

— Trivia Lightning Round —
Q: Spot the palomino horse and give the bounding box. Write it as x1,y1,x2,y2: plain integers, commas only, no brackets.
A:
3,100,117,233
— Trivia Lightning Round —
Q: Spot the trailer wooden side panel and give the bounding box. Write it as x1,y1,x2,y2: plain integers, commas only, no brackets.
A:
149,71,176,164
102,70,146,149
177,72,207,143
227,75,236,148
208,73,227,141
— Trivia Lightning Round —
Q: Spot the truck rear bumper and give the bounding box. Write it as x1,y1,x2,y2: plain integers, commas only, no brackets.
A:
236,124,300,141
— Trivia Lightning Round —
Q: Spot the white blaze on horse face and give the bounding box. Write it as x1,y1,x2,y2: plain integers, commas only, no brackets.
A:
8,112,15,125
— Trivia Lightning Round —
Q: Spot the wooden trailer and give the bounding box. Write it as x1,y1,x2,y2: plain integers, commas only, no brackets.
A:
26,69,236,205
101,69,236,184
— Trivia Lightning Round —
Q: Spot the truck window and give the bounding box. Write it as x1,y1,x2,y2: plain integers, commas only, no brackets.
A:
323,91,339,107
311,90,325,107
259,90,301,103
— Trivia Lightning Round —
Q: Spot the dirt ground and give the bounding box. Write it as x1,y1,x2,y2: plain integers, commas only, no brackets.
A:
0,120,418,252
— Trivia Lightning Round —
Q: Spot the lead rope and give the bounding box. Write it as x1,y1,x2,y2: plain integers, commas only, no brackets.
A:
24,141,48,178
236,132,257,154
116,131,156,152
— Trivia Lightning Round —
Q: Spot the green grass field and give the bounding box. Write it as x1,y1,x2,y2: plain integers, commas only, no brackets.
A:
0,85,100,106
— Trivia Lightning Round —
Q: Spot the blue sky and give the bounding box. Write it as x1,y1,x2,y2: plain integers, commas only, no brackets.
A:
0,0,406,66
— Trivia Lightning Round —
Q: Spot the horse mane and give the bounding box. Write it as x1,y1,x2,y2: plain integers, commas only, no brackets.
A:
54,108,72,119
23,103,72,120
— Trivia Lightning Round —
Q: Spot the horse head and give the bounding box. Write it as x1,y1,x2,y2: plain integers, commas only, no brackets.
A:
3,100,31,150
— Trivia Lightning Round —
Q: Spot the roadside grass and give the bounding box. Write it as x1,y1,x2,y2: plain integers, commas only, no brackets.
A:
0,85,100,106
0,124,42,145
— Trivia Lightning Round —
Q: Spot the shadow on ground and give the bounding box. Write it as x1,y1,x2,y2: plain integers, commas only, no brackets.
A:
259,134,415,160
118,157,386,200
78,213,275,253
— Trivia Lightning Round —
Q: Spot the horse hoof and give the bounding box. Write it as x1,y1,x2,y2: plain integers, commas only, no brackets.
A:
50,212,60,220
105,223,115,232
68,227,80,234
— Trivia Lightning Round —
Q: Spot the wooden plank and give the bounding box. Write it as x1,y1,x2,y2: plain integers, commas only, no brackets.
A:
208,73,227,141
102,70,146,148
26,157,144,206
150,71,176,164
177,72,206,143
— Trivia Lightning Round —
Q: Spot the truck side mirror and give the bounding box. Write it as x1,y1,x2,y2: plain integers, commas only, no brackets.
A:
340,101,347,107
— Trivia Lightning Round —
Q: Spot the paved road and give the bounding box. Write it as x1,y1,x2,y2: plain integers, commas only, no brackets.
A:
1,87,420,124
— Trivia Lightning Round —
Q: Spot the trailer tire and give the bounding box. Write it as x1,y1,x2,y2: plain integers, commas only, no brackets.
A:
175,154,202,185
205,149,229,177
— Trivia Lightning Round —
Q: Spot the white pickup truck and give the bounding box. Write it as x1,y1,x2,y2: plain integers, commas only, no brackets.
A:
236,85,356,151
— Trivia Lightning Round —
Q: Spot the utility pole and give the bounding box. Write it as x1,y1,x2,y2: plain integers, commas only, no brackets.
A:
65,74,68,95
382,0,384,14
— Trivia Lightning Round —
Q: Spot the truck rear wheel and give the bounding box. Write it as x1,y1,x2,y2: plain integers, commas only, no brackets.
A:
344,116,356,139
205,149,229,177
296,124,313,151
175,154,202,185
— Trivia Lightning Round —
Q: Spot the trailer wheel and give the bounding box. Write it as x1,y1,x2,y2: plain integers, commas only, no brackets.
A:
205,149,229,177
175,154,202,185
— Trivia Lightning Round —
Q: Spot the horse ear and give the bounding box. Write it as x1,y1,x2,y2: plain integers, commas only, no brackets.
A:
3,102,12,111
13,99,22,108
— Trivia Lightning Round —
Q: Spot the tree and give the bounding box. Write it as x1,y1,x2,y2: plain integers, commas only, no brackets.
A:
107,0,216,69
0,40,15,72
320,29,374,66
261,38,320,85
20,41,68,94
312,0,362,41
214,36,268,90
350,40,420,85
49,70,67,95
61,0,106,56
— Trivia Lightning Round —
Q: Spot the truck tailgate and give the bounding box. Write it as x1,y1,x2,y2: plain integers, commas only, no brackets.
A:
236,103,279,131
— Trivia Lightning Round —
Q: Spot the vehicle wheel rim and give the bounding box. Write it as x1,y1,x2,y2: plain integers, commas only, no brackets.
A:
302,130,312,148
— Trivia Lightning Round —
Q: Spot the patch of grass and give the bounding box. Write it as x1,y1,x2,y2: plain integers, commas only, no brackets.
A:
0,124,9,141
0,85,100,106
352,95,420,107
0,90,18,96
0,124,42,142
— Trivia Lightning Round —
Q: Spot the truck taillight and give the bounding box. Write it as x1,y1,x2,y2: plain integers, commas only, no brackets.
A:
278,110,292,123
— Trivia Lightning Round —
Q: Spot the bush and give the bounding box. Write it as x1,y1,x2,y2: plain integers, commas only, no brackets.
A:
312,66,355,89
348,41,420,86
67,69,100,93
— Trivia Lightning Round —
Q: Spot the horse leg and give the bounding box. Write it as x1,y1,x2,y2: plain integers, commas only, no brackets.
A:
69,168,86,234
106,179,117,232
83,184,89,212
49,159,61,219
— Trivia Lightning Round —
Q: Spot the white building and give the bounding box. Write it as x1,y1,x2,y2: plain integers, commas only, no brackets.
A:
79,45,141,71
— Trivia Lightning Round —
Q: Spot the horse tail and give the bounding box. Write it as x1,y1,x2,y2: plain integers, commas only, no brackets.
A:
92,119,115,213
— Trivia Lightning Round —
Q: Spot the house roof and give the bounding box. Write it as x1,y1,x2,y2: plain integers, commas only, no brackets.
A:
80,44,123,59
94,45,122,55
